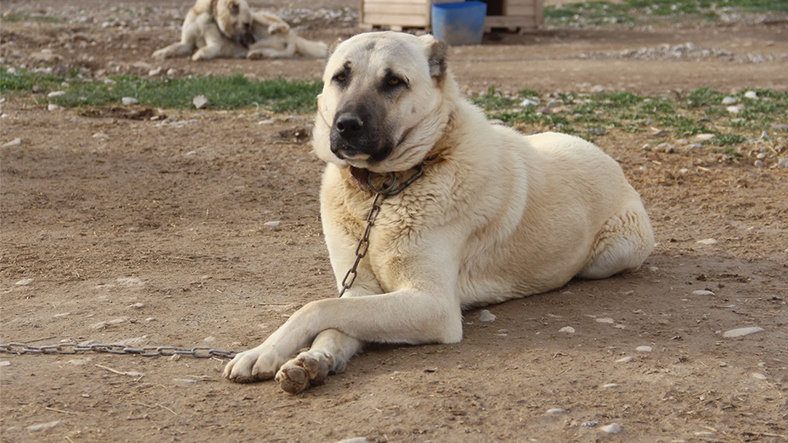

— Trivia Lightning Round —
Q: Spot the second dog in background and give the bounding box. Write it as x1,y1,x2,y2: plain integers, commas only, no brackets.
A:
153,0,327,61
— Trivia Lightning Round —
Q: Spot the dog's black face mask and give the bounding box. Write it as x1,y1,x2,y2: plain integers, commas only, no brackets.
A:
237,23,256,49
329,95,393,163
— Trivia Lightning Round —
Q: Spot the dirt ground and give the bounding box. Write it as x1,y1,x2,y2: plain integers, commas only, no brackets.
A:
1,0,787,442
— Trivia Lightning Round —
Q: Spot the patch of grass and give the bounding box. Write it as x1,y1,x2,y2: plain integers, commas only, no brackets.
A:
711,133,747,146
0,68,323,113
687,87,726,107
470,86,520,111
0,13,66,24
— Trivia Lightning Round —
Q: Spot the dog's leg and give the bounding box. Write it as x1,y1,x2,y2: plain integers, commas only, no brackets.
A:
247,41,296,59
152,17,197,59
275,329,365,394
192,27,233,61
577,198,654,279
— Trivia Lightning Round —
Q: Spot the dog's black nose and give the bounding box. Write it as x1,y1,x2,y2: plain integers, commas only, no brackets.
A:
335,113,364,139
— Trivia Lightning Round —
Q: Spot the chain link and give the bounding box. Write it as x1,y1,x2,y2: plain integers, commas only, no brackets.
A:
0,342,238,359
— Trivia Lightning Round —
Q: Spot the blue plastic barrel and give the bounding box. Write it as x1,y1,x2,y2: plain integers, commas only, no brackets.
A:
431,1,487,46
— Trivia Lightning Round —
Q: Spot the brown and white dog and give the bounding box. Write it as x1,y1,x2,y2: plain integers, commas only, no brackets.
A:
152,0,327,61
223,32,655,393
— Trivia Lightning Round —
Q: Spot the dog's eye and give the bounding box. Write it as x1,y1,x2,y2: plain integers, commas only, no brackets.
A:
388,77,400,86
333,73,347,84
384,75,406,90
231,3,239,14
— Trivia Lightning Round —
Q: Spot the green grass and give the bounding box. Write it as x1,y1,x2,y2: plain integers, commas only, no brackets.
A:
0,68,322,113
545,0,788,27
474,86,788,148
0,13,66,24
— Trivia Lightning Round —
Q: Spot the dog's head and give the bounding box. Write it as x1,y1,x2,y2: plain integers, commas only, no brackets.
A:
214,0,256,48
313,32,453,173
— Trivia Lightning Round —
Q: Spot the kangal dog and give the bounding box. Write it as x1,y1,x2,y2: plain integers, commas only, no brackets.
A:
152,0,327,61
223,32,654,393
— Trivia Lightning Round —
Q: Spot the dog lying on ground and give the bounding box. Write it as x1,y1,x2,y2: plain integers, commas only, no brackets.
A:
152,0,327,61
223,31,655,393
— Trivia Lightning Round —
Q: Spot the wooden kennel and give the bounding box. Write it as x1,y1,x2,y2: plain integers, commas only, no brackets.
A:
359,0,545,32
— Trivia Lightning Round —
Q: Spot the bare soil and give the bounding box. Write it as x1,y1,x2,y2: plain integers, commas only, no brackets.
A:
1,1,787,442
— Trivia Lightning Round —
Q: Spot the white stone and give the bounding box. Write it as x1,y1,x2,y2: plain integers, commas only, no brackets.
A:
752,373,767,380
779,158,788,169
616,356,633,363
117,277,144,286
332,438,369,443
3,138,22,147
92,132,110,139
744,91,758,99
0,361,10,367
166,68,178,76
601,423,622,434
203,336,216,342
726,106,741,114
721,96,738,105
47,91,66,98
129,302,145,309
479,310,497,322
696,238,718,245
559,326,575,334
148,67,163,76
15,278,33,286
546,408,566,414
520,98,539,107
603,383,620,389
595,317,615,324
695,133,715,141
264,221,281,228
636,346,653,352
193,95,209,109
722,327,764,338
47,104,63,111
121,97,139,105
692,290,715,296
28,421,65,432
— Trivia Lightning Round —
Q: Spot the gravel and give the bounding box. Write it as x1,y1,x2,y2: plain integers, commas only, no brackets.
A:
722,326,764,338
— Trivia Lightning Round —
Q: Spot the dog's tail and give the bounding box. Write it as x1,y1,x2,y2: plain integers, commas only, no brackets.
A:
294,35,328,58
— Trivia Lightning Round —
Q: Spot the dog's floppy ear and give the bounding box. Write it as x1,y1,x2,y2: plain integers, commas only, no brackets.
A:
419,34,449,78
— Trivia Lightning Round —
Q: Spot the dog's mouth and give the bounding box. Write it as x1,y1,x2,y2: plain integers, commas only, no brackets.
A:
237,28,256,49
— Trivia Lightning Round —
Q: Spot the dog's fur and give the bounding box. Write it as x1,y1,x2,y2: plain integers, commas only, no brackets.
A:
152,0,327,61
223,32,654,393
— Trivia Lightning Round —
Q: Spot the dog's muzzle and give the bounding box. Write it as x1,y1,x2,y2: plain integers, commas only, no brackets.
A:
330,112,391,162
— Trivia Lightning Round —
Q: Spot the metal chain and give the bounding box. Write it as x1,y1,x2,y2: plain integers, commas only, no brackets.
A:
0,342,237,359
337,164,425,298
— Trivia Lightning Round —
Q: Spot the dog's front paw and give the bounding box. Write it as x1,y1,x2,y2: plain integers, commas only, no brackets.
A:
275,349,334,394
152,49,168,60
246,50,267,60
223,348,282,383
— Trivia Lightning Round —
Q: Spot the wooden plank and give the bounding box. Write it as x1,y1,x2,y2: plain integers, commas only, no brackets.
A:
364,3,428,14
362,13,429,27
535,0,545,27
507,6,537,16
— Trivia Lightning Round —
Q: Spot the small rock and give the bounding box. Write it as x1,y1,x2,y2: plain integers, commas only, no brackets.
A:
721,96,738,105
754,160,764,168
722,327,764,338
616,356,633,363
692,290,715,296
47,104,63,111
756,153,766,160
582,422,598,428
546,408,566,414
595,317,615,324
751,373,766,380
264,221,281,228
590,85,605,93
0,361,10,367
15,278,33,286
129,302,145,309
203,336,216,343
696,238,717,245
601,423,622,434
32,85,43,93
121,97,139,105
47,91,66,98
719,362,727,367
559,326,575,334
744,91,758,100
652,129,667,137
779,158,788,169
92,132,110,139
679,168,690,174
520,98,539,107
479,310,496,322
166,68,178,77
173,378,197,384
726,106,741,114
2,138,22,147
193,95,209,109
539,107,553,115
603,383,620,389
148,67,163,77
636,346,652,353
695,133,715,141
587,127,607,136
28,421,65,432
332,438,369,443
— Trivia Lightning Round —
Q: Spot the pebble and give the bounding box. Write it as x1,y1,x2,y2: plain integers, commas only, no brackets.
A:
32,85,43,93
587,127,607,136
602,383,620,389
652,129,667,137
0,361,10,367
264,221,281,228
3,138,23,147
479,310,497,322
520,98,539,107
582,422,598,428
173,378,197,384
559,326,575,334
695,133,715,141
744,91,758,99
47,90,66,98
692,290,715,296
129,302,145,309
754,160,764,168
616,356,633,363
28,421,65,432
779,158,788,168
636,346,653,353
722,326,764,338
148,67,163,76
47,104,63,111
751,373,766,380
601,423,623,434
203,336,216,342
332,438,369,443
91,316,130,330
696,238,717,245
726,106,742,114
546,408,566,414
756,153,766,160
92,132,110,139
721,96,738,105
122,97,139,105
15,278,33,286
595,317,615,324
679,168,690,174
166,68,178,76
193,95,209,109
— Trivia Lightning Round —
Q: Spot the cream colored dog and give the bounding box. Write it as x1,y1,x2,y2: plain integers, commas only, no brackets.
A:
152,0,327,61
224,31,654,393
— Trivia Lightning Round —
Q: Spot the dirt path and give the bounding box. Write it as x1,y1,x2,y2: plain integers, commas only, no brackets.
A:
1,1,787,442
